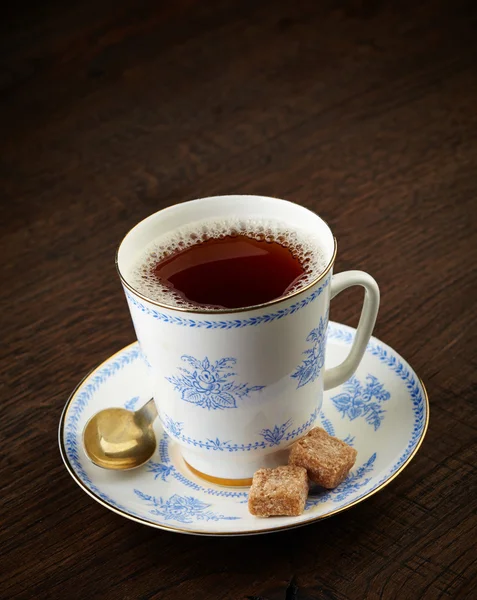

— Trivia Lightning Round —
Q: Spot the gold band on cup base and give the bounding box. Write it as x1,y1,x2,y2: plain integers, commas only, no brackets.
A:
184,459,253,487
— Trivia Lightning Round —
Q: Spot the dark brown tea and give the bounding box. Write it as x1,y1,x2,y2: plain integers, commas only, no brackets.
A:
132,219,326,310
151,234,305,309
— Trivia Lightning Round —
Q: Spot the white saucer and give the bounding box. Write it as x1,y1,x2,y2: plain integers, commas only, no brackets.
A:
59,322,428,536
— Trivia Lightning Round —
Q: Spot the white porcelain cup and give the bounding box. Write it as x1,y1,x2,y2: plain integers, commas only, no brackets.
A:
117,195,379,483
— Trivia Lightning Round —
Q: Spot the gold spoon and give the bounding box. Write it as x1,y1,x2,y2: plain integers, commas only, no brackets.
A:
83,398,158,470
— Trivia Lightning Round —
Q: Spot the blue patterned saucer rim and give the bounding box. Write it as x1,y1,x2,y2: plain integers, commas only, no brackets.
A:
58,322,429,536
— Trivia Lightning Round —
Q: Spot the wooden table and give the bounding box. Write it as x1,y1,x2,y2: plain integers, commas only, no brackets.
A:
2,1,476,598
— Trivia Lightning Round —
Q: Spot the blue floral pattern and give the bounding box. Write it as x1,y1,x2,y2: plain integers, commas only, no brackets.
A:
147,462,174,482
291,315,328,388
320,414,335,436
134,490,239,523
331,374,391,430
124,396,140,411
260,420,292,446
166,355,265,410
159,409,319,452
162,414,184,437
202,437,231,451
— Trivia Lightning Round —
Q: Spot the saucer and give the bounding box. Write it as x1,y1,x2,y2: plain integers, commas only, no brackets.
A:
59,322,428,536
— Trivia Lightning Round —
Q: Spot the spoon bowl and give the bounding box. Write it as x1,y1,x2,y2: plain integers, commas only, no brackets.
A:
83,398,157,470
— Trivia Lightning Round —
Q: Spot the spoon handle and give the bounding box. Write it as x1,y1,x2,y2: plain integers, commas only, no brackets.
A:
136,398,158,423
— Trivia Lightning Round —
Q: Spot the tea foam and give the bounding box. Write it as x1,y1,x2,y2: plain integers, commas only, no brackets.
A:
129,217,328,309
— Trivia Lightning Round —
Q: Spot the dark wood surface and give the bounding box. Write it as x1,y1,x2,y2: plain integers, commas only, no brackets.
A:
2,1,476,598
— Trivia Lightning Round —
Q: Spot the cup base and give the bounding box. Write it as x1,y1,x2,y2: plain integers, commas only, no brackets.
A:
181,446,290,484
184,459,252,487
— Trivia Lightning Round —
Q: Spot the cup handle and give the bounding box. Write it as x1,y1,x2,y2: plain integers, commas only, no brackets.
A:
324,271,380,391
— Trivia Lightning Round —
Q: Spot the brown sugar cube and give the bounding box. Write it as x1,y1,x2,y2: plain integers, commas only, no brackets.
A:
289,427,357,488
248,466,308,517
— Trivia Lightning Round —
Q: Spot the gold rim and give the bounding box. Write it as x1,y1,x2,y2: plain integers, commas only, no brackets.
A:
115,199,338,314
58,340,430,536
183,459,253,487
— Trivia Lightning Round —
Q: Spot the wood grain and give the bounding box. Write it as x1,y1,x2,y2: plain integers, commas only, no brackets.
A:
1,0,476,598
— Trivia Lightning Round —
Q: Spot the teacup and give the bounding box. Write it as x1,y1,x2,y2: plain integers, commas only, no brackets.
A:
117,195,379,483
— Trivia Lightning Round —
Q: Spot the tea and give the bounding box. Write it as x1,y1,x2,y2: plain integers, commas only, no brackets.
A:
131,218,327,310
